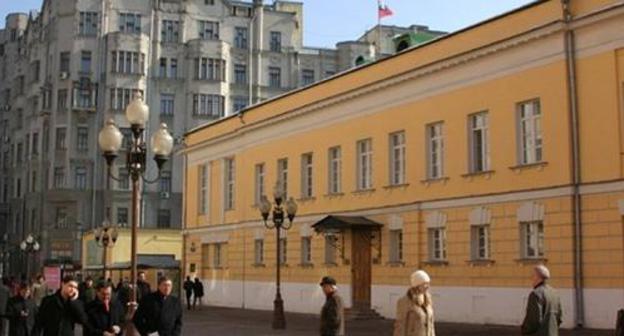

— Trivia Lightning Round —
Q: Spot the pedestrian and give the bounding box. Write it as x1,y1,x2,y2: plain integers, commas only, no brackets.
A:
30,275,47,308
84,282,122,336
136,272,151,302
30,275,93,336
5,282,36,336
183,277,194,310
79,277,96,305
192,278,204,310
319,276,344,336
521,265,563,336
133,276,182,336
393,270,435,336
0,278,12,336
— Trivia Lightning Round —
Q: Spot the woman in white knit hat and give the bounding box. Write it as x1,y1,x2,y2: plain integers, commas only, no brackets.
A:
393,270,435,336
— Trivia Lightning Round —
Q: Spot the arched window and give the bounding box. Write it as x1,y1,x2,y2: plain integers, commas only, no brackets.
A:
396,40,409,52
354,56,365,66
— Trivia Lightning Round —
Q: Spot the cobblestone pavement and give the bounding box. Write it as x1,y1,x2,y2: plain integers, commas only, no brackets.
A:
181,306,613,336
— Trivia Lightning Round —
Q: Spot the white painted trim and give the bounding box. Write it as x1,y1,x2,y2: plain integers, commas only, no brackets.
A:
388,215,403,231
425,211,447,228
517,201,545,222
469,207,491,226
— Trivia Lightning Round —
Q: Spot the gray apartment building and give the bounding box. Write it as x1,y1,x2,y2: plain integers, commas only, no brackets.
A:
0,0,444,276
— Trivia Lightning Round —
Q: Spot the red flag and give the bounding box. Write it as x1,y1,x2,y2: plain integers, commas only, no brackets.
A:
378,1,393,19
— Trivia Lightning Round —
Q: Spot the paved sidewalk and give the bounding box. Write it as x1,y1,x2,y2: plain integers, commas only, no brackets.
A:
182,306,612,336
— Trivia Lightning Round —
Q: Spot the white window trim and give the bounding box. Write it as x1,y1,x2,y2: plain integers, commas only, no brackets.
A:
301,153,313,198
356,139,373,190
517,99,543,165
468,112,490,173
426,122,444,179
389,131,406,185
328,146,342,194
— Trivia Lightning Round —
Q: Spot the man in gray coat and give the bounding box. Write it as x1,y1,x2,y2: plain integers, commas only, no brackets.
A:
319,276,344,336
521,265,563,336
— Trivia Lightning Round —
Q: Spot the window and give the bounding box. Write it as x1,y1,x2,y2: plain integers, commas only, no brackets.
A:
427,122,444,179
224,158,235,210
301,237,312,265
195,58,225,81
233,96,247,112
213,243,224,268
518,100,543,165
30,61,40,82
79,12,98,36
160,94,175,116
270,31,281,52
25,135,30,161
198,21,219,40
170,58,178,78
278,238,287,265
199,165,208,214
31,171,37,192
428,227,447,261
111,51,145,74
192,94,224,117
521,221,544,258
55,128,66,150
254,163,265,205
357,139,373,190
77,127,89,151
60,52,70,73
159,171,171,193
80,51,92,73
205,0,215,5
157,209,171,228
301,153,313,198
31,132,38,156
74,87,94,108
57,89,68,110
471,225,490,260
55,207,67,229
118,168,129,190
277,158,288,199
328,146,342,194
119,13,141,34
159,58,167,77
53,167,65,188
110,88,143,111
117,207,128,227
301,69,314,86
389,131,406,185
75,167,87,190
120,128,132,150
324,235,337,265
234,27,248,49
16,178,21,198
268,67,281,88
254,239,264,265
234,64,247,84
469,112,490,173
16,143,23,164
389,229,403,263
161,20,180,43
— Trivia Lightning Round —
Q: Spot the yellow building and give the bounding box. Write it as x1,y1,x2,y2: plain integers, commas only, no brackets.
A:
182,0,624,329
81,228,182,288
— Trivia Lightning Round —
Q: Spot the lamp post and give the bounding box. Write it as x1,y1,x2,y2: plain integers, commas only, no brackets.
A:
20,234,40,279
258,182,298,329
97,96,173,331
94,218,119,279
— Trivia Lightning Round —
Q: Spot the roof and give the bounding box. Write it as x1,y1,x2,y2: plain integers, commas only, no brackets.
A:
312,215,383,232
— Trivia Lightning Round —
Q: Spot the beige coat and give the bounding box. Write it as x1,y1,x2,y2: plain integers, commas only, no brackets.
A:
393,290,435,336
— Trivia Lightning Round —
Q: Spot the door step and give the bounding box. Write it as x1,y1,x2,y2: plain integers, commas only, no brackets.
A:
345,308,384,320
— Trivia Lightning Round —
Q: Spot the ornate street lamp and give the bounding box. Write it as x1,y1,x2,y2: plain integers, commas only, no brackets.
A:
258,181,298,329
98,96,173,330
94,218,119,279
20,234,40,278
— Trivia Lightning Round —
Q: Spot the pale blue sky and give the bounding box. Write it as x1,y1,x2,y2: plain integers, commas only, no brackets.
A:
0,0,535,48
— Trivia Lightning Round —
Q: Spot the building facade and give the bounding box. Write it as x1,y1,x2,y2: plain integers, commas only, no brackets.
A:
182,0,624,329
0,0,443,275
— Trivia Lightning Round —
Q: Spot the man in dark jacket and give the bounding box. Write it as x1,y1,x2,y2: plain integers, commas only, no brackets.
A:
135,272,150,303
133,276,182,336
79,277,96,305
183,277,193,311
319,276,344,336
521,265,563,336
31,275,94,336
192,278,204,310
84,282,123,336
6,283,36,336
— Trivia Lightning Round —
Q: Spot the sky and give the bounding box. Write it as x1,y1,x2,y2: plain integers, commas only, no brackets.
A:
0,0,535,48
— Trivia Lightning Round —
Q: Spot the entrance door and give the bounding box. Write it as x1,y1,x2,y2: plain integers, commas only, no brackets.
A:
351,229,372,310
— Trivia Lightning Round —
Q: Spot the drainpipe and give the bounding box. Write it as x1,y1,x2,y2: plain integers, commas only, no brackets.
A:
561,0,584,328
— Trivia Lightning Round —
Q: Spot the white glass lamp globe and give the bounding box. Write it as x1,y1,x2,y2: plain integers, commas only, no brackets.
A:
151,123,174,157
98,119,123,153
125,97,149,128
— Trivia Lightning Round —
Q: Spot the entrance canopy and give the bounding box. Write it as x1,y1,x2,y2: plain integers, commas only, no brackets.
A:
312,215,383,233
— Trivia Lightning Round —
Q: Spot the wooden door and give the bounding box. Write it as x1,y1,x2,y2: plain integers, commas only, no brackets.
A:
351,229,372,309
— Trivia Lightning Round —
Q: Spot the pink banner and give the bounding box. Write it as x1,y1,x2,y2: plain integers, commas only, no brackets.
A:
44,266,61,291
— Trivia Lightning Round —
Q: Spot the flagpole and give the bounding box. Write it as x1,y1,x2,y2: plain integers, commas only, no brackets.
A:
377,0,381,59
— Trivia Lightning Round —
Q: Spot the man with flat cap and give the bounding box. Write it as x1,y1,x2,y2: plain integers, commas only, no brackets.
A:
319,276,344,336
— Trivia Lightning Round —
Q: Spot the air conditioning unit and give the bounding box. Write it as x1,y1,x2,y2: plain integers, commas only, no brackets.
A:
0,105,10,111
159,191,170,199
59,72,69,80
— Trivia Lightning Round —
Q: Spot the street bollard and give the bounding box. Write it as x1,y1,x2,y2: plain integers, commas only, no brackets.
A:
616,309,624,336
